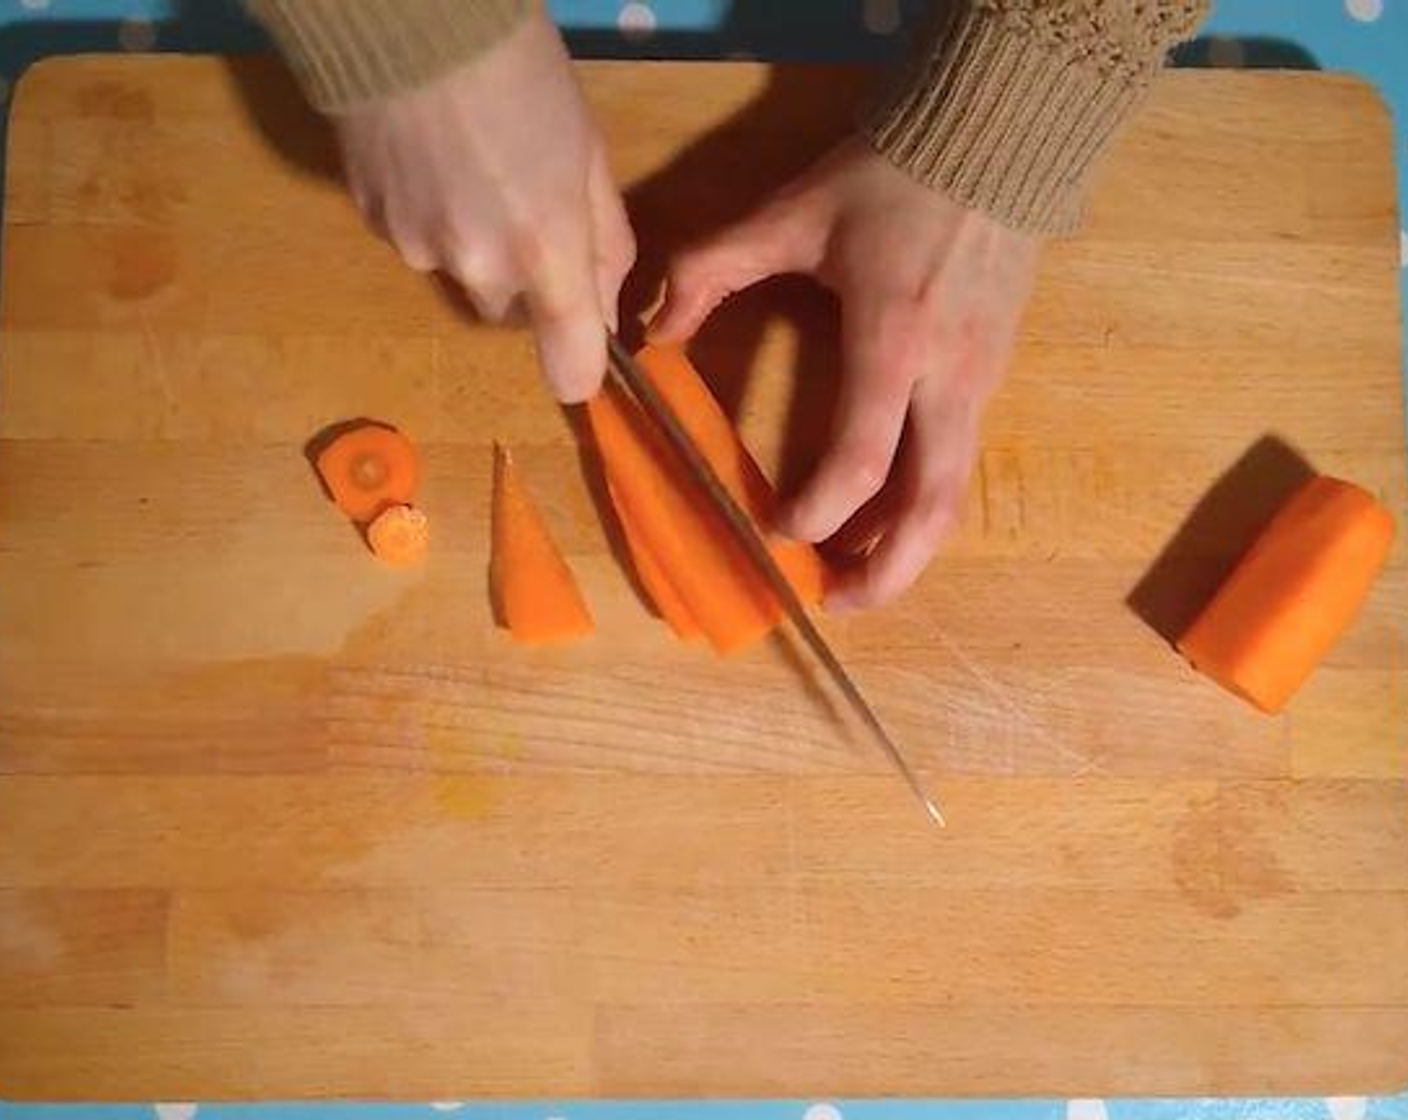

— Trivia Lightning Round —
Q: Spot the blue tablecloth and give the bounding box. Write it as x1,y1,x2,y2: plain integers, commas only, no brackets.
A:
0,1,1404,1117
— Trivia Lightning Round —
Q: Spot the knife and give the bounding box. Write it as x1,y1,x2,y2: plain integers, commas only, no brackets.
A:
604,333,945,826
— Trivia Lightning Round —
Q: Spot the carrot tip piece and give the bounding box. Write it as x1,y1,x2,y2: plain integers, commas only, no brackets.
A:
491,443,594,645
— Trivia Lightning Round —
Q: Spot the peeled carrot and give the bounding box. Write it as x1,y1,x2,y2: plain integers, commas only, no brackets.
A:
633,344,829,605
490,444,593,644
366,504,429,569
609,479,700,640
315,423,420,523
1177,475,1394,713
588,384,777,652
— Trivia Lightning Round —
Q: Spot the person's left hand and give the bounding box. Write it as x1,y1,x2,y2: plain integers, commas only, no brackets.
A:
650,138,1039,610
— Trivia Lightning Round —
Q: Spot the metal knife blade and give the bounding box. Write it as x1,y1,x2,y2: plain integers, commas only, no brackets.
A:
604,333,944,826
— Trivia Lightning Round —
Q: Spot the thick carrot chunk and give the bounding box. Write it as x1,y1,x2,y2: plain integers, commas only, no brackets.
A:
1178,475,1394,713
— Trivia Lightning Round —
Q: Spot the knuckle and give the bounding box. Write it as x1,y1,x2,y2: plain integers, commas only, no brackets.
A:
508,221,552,279
841,446,892,501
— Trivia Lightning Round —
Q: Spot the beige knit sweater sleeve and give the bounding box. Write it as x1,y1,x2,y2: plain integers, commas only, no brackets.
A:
866,1,1209,232
247,0,1209,234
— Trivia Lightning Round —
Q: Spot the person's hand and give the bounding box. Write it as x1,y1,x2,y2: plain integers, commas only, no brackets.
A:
333,13,634,403
651,138,1038,610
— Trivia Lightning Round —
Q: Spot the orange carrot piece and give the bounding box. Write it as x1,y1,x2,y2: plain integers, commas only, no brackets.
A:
634,344,829,605
1177,475,1394,713
490,444,593,644
609,480,700,640
587,383,780,654
315,423,420,523
366,504,429,569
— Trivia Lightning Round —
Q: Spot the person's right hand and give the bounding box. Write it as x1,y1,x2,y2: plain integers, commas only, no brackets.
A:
332,12,634,403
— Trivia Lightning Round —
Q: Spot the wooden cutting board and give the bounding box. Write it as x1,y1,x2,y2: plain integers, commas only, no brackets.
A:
1,54,1406,1102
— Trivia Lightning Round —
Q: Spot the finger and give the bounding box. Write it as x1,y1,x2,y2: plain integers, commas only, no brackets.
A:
778,293,927,543
826,484,901,563
649,201,821,343
445,242,519,323
827,375,979,611
385,211,436,273
587,145,636,332
522,219,607,403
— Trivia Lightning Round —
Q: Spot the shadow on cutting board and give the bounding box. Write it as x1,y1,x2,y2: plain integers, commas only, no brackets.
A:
1127,434,1315,646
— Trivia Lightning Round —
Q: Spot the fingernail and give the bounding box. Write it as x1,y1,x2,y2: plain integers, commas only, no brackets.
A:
643,313,677,345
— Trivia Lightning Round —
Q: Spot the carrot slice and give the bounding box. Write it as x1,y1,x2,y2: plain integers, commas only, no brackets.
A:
586,345,829,652
315,423,420,523
588,384,776,652
1177,475,1394,713
490,444,593,644
366,504,429,569
634,344,829,605
609,480,700,640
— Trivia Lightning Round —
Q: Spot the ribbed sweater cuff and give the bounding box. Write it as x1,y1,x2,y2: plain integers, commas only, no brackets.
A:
249,0,534,112
866,5,1151,235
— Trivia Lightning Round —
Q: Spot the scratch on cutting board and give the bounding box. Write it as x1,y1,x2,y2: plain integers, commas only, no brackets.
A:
138,306,177,436
933,630,1108,777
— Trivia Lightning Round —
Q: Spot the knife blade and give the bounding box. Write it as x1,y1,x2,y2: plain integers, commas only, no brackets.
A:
604,334,944,826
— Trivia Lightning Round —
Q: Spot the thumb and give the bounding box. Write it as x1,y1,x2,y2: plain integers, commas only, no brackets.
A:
649,200,822,343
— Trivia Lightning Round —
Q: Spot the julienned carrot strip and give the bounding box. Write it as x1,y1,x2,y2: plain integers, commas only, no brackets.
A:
634,344,829,605
315,423,419,523
609,479,700,640
1177,475,1394,713
587,384,780,653
490,444,593,645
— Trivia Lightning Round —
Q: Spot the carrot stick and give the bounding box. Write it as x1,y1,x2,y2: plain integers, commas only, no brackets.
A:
633,344,829,605
1178,475,1394,713
587,382,781,654
490,444,593,644
609,479,701,640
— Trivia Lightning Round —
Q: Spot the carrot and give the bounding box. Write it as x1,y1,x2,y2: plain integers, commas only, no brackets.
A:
633,344,829,605
1177,475,1394,713
609,480,700,640
490,443,593,644
366,504,429,569
315,423,420,523
588,383,777,652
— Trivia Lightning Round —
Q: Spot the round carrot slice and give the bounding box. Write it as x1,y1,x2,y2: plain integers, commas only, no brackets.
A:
315,423,419,523
366,504,429,568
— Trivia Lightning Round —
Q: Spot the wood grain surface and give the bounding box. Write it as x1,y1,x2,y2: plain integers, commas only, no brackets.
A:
0,55,1405,1101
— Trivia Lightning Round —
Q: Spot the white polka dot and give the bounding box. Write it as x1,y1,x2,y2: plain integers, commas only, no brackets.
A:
617,2,656,41
803,1105,842,1120
1066,1102,1109,1120
1326,1099,1367,1120
153,1105,198,1120
118,19,158,51
1344,0,1382,21
1206,36,1245,67
1400,228,1407,268
428,1105,464,1113
19,0,50,10
862,0,902,35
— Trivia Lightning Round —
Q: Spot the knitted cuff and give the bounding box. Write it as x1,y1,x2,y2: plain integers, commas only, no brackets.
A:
865,3,1157,235
248,0,534,112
